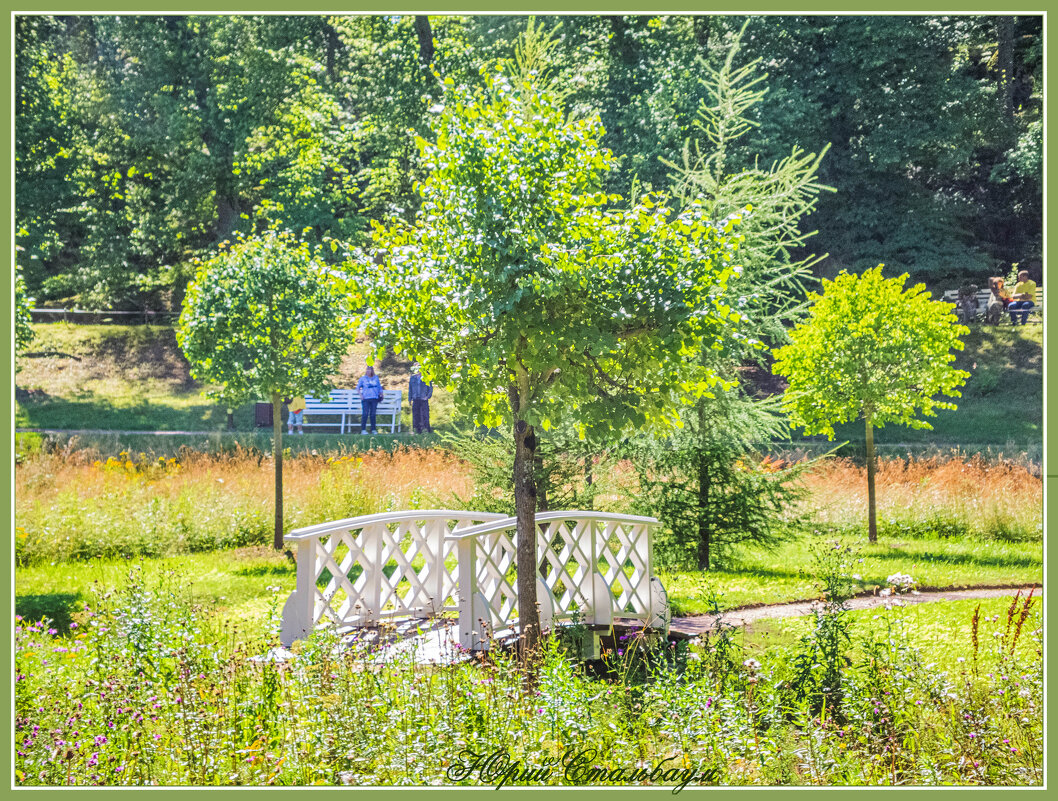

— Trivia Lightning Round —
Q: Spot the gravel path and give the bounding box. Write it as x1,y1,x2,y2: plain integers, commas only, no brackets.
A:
669,584,1041,637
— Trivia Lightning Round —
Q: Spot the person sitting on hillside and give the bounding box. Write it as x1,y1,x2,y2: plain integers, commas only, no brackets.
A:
357,366,384,435
1008,270,1037,326
986,276,1011,324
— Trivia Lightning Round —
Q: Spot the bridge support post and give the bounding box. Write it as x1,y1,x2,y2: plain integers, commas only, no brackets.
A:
280,540,316,646
456,536,478,651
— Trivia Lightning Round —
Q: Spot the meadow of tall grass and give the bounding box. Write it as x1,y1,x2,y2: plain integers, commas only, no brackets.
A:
796,455,1042,541
15,445,472,565
15,445,1042,567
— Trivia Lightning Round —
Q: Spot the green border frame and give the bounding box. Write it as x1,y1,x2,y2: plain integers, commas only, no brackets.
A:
3,2,1050,798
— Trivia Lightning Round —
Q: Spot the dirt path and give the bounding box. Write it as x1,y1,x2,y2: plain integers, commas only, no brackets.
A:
669,585,1041,637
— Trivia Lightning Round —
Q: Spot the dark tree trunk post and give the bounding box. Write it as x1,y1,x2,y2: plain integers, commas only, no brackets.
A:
323,20,340,81
534,454,548,513
997,17,1015,119
513,417,541,658
865,415,877,543
226,408,236,431
697,400,711,570
414,15,434,68
693,15,711,53
273,392,284,551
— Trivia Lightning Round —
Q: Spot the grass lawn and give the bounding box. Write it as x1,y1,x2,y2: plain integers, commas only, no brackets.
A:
661,533,1042,615
16,322,1042,453
16,323,458,433
741,594,1041,677
16,534,1041,633
15,547,297,636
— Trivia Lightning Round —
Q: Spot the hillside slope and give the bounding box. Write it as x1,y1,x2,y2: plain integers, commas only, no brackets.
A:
15,322,1041,448
15,323,452,432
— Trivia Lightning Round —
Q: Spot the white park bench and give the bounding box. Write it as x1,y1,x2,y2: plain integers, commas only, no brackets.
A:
943,287,1043,323
303,389,403,433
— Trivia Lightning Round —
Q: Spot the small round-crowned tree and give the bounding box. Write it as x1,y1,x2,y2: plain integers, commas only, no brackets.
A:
177,229,352,549
771,265,969,542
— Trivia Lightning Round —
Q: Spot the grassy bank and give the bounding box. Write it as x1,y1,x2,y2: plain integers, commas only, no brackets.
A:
15,323,457,433
16,322,1043,451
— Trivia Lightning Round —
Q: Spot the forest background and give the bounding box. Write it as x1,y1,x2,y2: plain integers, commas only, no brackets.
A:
15,14,1043,312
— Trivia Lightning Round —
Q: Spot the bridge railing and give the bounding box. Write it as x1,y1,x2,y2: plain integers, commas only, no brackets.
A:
280,509,670,651
280,510,506,646
448,511,669,651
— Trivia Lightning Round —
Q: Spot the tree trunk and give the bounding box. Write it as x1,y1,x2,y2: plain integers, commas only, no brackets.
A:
693,15,710,53
273,392,284,550
414,15,434,68
865,416,877,543
697,400,711,570
513,418,541,657
226,408,236,431
997,17,1015,119
323,19,340,81
533,454,548,513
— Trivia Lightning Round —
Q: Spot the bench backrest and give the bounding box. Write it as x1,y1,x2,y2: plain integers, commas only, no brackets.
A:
305,389,403,410
942,287,1043,310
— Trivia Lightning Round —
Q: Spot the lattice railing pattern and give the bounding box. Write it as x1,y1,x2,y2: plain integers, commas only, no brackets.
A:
448,511,664,650
281,509,667,651
280,511,506,646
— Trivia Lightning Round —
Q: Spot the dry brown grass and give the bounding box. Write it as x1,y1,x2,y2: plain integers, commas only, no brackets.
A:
16,445,472,513
14,446,475,563
797,455,1042,538
15,446,1042,565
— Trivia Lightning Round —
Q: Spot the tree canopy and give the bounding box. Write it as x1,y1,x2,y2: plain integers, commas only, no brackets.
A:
177,229,352,547
14,14,1043,310
355,27,745,649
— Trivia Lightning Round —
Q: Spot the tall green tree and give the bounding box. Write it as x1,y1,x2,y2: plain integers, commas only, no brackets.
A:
633,28,828,570
730,15,1042,277
771,266,969,542
177,229,352,549
355,25,743,652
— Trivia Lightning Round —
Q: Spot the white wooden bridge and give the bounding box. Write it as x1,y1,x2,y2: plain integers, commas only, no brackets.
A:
280,510,671,654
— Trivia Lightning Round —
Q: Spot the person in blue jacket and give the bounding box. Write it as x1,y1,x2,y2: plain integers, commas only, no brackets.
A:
357,366,384,435
408,363,434,434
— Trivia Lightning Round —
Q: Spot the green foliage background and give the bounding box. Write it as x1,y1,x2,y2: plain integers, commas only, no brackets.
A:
15,14,1043,310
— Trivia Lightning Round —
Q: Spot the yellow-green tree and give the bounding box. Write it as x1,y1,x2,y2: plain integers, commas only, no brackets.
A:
772,266,969,542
